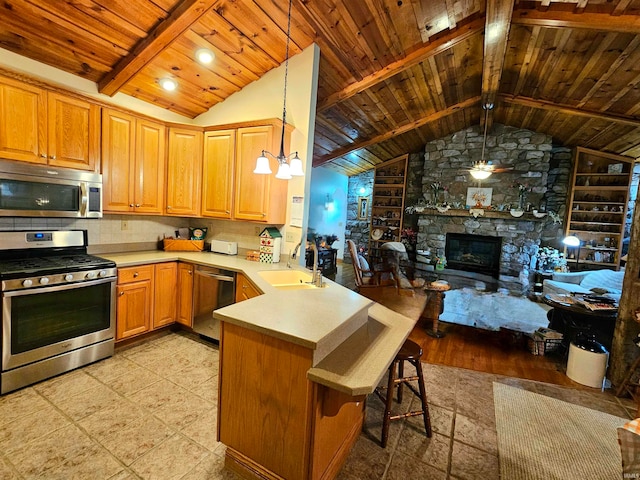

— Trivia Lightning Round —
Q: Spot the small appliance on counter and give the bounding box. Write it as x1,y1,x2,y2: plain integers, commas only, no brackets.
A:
211,240,238,255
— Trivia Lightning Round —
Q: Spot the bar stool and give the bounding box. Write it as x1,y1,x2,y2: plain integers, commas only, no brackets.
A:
375,339,432,448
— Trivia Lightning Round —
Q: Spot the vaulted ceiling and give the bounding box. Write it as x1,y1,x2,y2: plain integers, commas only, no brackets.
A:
1,0,640,176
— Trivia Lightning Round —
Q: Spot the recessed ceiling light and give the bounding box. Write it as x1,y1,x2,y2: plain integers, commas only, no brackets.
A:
196,48,214,64
160,78,177,91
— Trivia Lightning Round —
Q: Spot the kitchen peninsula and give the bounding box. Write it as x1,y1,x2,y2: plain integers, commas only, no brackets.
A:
102,250,417,480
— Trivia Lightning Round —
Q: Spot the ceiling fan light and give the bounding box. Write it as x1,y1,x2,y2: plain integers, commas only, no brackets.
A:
289,153,304,176
196,48,214,64
470,169,492,180
254,154,272,174
275,162,292,180
159,78,177,91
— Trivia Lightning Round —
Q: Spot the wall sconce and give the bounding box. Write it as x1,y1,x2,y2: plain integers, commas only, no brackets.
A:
358,186,367,195
324,194,335,212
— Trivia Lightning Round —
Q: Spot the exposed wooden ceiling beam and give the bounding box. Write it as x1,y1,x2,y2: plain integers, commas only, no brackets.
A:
316,17,485,113
313,96,481,167
481,0,515,129
98,0,217,96
512,7,640,33
500,94,640,128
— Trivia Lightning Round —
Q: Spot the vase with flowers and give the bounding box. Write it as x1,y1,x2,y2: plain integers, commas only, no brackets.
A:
536,246,567,272
430,181,448,205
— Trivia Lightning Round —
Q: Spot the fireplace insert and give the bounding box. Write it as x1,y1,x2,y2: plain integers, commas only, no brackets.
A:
445,233,502,278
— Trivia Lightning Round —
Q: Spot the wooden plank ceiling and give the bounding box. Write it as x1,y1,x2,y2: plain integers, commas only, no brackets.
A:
1,0,640,176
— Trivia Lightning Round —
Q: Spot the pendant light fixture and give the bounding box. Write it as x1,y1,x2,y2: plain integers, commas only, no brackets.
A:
253,0,304,180
470,103,494,180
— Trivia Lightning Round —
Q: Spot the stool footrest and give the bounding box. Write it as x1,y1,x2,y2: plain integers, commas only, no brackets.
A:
390,410,427,421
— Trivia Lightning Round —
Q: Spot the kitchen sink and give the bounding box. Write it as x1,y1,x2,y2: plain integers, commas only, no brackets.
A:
257,269,325,289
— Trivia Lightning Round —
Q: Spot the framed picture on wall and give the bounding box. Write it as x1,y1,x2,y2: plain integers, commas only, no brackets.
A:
466,187,492,208
357,197,368,219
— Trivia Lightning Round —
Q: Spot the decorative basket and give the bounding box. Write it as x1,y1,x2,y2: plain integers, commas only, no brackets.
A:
162,239,204,252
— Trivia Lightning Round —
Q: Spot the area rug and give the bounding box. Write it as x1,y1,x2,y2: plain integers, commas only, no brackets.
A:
493,382,625,480
440,287,551,333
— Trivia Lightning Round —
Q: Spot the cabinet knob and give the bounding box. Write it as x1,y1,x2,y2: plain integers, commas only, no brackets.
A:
135,204,140,207
40,153,47,158
225,210,230,214
167,206,172,209
119,291,124,296
129,204,134,207
262,213,266,217
49,155,56,160
188,270,193,275
133,272,139,278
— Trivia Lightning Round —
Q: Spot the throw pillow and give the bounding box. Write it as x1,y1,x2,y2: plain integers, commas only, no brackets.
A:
357,255,371,273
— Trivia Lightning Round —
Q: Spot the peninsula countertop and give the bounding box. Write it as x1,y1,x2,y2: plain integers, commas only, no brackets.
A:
102,250,419,396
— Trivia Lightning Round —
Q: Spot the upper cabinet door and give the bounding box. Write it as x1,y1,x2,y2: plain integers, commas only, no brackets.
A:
102,109,135,213
202,130,235,219
134,119,166,214
166,127,203,217
0,77,47,164
47,92,100,171
234,125,287,223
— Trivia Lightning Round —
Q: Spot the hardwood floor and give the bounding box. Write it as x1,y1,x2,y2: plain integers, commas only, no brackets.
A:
333,261,580,388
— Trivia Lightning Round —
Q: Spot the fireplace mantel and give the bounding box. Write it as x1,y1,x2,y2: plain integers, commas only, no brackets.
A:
411,208,548,221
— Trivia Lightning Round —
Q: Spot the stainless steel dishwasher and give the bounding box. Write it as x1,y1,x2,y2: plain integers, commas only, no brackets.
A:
192,265,236,341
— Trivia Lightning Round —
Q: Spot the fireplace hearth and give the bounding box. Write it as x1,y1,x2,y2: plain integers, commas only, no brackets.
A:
445,233,502,278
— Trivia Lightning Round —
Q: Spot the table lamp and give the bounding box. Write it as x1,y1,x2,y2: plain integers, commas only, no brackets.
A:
562,234,581,270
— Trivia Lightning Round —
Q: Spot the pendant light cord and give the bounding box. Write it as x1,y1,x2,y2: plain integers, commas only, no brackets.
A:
278,0,293,159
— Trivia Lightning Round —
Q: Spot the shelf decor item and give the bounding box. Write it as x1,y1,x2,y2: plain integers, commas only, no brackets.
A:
465,187,492,208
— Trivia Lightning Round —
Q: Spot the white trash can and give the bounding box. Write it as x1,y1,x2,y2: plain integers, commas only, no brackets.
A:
566,339,609,389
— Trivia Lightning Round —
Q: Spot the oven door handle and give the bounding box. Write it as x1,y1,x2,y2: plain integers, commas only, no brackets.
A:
195,271,235,282
3,276,116,297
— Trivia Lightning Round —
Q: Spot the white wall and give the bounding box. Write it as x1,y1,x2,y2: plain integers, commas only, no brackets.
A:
307,168,349,259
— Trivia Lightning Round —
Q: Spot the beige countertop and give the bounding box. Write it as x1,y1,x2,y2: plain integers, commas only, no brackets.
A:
102,250,418,396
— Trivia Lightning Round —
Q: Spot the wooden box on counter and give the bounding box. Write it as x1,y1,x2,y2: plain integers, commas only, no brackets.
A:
162,238,204,251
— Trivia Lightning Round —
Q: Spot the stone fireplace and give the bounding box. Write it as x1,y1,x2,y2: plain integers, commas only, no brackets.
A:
404,124,573,278
445,233,502,278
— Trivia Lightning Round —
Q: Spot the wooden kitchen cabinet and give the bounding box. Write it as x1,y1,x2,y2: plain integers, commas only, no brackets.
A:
153,262,178,329
202,130,235,219
102,109,165,214
234,124,289,223
235,273,260,302
176,262,194,327
166,127,203,217
0,76,99,170
116,265,154,340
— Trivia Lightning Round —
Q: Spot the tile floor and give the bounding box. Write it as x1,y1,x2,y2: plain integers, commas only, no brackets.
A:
0,331,635,480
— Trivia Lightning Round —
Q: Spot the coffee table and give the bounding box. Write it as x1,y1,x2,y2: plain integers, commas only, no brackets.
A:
542,294,617,350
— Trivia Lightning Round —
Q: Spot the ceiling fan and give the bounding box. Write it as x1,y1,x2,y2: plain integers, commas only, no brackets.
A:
465,103,514,180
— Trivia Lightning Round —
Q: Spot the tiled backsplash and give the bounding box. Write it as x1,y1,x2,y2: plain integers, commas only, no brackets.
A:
0,215,275,253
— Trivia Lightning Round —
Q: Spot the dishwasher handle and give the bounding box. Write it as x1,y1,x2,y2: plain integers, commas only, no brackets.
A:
195,271,235,282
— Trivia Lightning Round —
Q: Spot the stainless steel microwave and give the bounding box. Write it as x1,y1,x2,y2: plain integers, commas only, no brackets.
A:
0,159,102,218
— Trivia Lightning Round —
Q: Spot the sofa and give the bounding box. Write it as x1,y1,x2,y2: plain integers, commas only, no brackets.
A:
542,269,625,301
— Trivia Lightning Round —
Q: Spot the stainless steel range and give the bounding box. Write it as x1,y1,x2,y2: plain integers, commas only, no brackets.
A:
0,230,116,394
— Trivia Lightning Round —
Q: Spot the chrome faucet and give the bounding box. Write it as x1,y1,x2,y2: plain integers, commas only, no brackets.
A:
287,241,302,268
309,243,323,287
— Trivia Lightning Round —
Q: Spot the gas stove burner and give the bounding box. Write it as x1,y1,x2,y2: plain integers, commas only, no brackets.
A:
0,254,115,278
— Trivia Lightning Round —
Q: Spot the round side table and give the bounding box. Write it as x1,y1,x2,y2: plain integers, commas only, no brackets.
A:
422,281,450,338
